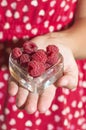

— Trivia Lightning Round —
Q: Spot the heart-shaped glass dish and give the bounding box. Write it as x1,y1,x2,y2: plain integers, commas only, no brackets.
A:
9,52,63,93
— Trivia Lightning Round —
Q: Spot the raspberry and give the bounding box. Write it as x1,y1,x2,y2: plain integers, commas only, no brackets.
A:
12,47,22,59
20,54,30,67
23,41,38,54
28,60,45,77
46,45,59,65
47,52,58,65
45,63,52,70
46,45,59,54
32,49,47,63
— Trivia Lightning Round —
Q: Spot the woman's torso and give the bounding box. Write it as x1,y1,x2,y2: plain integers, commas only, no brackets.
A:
0,0,77,41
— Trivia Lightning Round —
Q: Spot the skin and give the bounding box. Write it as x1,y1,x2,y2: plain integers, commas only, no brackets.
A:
8,0,86,114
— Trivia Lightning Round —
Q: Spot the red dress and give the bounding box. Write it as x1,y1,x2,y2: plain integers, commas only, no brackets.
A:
0,0,86,130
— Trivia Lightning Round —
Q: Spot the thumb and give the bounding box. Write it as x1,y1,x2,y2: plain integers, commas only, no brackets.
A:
56,73,78,89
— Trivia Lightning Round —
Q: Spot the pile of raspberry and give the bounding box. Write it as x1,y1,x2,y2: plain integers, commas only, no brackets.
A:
12,41,59,78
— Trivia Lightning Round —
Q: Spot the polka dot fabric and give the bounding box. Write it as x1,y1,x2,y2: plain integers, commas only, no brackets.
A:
0,0,86,130
0,0,77,41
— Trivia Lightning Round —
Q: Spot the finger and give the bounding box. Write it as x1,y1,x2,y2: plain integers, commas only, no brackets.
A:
37,85,56,113
25,92,39,114
56,61,78,89
56,73,78,89
16,86,29,108
8,77,18,96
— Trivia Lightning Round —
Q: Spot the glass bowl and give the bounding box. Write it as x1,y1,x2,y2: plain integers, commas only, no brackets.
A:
9,52,63,93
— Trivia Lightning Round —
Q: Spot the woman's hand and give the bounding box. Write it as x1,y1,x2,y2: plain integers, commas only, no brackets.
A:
8,33,78,114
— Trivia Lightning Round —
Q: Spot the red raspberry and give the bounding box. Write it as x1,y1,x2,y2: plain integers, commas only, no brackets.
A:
47,52,58,65
23,41,38,54
32,49,47,63
45,63,52,70
28,60,45,77
12,47,22,59
46,45,59,54
20,54,30,67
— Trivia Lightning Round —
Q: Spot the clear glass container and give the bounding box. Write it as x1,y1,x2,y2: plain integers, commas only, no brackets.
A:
9,52,64,93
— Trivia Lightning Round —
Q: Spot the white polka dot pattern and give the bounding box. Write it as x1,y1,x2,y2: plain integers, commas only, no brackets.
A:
0,115,5,122
31,1,38,7
1,124,7,130
25,120,33,127
1,0,8,7
0,0,77,41
17,112,24,119
35,119,41,125
0,32,3,39
5,10,12,17
14,11,20,19
0,82,4,89
9,118,16,125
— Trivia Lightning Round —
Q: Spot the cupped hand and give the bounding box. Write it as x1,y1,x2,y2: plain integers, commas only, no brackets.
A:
8,33,78,114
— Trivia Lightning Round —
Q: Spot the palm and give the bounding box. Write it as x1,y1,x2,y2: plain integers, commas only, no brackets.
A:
8,34,78,114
